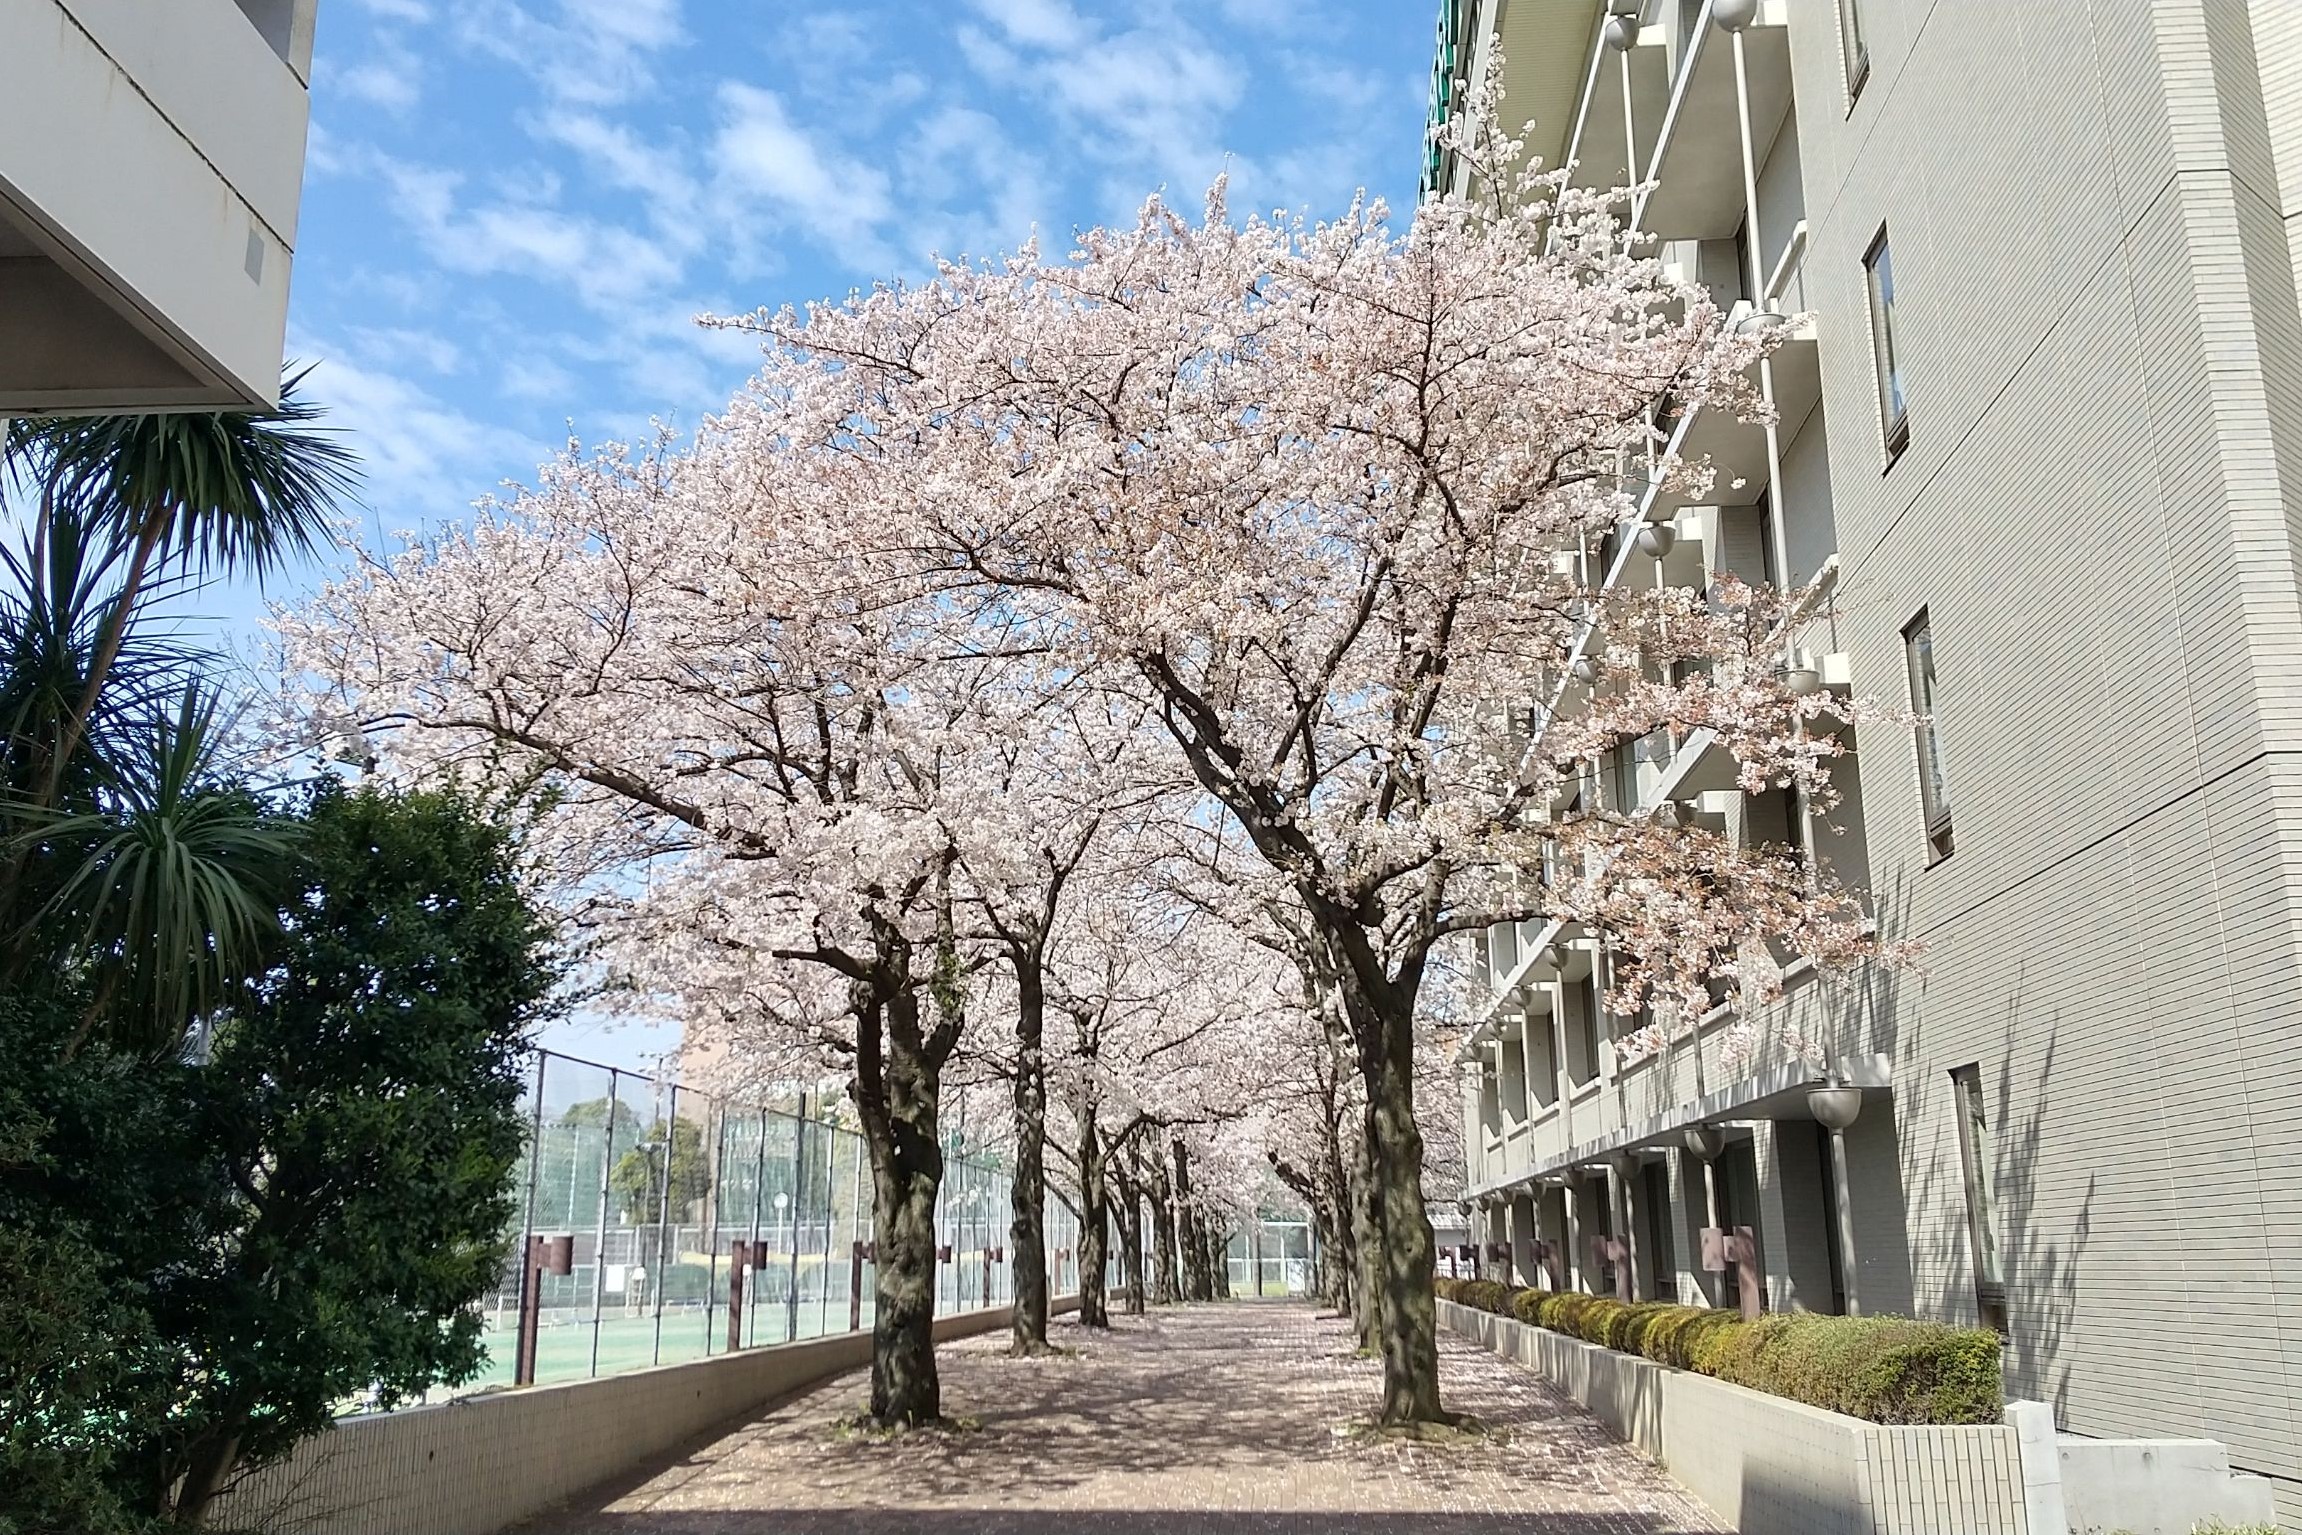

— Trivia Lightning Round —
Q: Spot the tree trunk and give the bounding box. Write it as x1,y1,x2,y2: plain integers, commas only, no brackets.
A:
1147,1160,1180,1305
1113,1148,1147,1315
1210,1226,1232,1298
169,1427,242,1526
1077,1102,1109,1328
854,981,948,1426
1007,956,1051,1354
1356,993,1443,1424
1349,1128,1385,1354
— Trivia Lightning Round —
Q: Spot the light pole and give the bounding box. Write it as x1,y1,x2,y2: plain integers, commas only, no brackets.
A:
1807,1081,1864,1316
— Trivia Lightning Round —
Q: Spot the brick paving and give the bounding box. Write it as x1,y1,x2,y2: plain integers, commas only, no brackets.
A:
519,1301,1726,1535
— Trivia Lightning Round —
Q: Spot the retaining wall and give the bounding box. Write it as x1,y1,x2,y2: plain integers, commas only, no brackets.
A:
211,1299,1073,1535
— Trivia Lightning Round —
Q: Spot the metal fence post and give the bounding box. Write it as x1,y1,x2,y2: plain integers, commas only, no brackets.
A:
512,1052,548,1386
746,1107,767,1350
785,1095,805,1343
652,1082,678,1367
702,1095,724,1355
588,1066,617,1379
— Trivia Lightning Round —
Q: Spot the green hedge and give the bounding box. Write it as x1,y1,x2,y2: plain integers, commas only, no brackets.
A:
1432,1277,2000,1425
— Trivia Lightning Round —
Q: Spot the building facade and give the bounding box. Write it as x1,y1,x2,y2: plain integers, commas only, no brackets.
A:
1439,0,2302,1521
0,0,319,412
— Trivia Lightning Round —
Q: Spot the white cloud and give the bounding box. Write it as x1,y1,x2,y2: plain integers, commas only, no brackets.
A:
327,38,424,112
711,83,895,268
295,348,554,529
343,325,463,375
460,0,686,106
966,0,1090,50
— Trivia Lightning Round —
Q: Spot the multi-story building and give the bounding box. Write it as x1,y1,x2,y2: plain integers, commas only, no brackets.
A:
1439,0,2302,1520
1,0,319,412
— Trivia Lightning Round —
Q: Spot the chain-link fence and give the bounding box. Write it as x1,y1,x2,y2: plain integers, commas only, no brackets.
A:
376,1048,1077,1407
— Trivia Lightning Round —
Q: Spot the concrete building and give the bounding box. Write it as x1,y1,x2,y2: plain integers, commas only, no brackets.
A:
1438,0,2302,1522
1,0,319,412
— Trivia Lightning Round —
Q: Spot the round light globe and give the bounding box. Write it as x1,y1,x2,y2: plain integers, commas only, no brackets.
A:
1683,1123,1727,1161
1636,523,1677,558
1713,0,1759,31
1604,14,1640,49
1807,1084,1863,1131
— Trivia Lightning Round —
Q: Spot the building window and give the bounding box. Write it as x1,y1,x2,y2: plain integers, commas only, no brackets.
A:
1864,229,1908,459
1904,609,1952,860
1949,1066,2008,1334
1838,0,1870,101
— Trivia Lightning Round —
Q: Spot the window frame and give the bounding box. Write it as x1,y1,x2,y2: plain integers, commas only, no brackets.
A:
1904,609,1953,862
1837,0,1871,105
1948,1065,2009,1335
1864,227,1909,463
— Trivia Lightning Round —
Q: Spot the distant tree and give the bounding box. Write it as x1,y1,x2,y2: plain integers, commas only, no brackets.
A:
609,1114,708,1226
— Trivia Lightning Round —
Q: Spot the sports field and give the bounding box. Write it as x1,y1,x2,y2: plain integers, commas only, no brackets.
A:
452,1301,879,1395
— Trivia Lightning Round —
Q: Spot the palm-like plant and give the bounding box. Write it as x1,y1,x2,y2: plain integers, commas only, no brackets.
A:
37,690,297,1057
0,366,358,1056
4,365,360,808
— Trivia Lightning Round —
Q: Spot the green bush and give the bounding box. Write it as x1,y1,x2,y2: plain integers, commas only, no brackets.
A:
1638,1306,1743,1371
1443,1276,2004,1426
1455,1279,1512,1315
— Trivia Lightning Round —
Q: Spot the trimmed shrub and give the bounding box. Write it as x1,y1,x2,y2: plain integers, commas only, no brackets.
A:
1455,1279,1513,1315
1536,1291,1592,1333
1433,1277,1464,1305
1443,1285,2003,1426
1638,1306,1744,1371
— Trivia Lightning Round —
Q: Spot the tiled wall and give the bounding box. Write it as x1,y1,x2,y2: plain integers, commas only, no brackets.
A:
210,1301,1060,1535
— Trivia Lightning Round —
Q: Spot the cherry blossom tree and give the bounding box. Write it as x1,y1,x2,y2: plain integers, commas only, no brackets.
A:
694,105,1902,1421
282,441,1019,1426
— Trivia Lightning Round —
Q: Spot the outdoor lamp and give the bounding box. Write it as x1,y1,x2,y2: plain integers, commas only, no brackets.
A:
1636,522,1676,559
1683,1123,1726,1161
1712,0,1759,31
1783,660,1825,697
1571,655,1603,685
1604,14,1639,48
1807,1080,1863,1130
1731,307,1791,340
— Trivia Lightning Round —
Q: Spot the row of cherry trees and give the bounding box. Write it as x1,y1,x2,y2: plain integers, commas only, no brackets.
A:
282,98,1901,1427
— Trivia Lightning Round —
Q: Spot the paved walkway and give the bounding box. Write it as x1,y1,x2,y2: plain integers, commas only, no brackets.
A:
520,1302,1724,1535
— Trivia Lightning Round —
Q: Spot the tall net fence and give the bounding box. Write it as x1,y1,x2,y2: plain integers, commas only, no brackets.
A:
375,1048,1077,1409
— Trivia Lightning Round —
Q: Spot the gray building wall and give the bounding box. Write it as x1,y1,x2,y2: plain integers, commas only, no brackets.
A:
1791,0,2302,1514
1453,0,2302,1521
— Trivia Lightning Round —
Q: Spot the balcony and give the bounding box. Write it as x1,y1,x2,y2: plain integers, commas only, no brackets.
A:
0,0,315,411
1562,23,1672,198
1636,0,1793,244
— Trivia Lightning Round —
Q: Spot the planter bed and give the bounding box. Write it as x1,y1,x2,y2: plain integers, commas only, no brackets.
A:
1438,1298,2028,1535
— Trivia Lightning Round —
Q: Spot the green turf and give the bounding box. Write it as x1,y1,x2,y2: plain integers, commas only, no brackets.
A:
453,1302,884,1394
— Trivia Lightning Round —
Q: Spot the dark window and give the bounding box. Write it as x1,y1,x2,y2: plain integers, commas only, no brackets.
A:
1642,1160,1675,1301
1949,1066,2008,1334
1864,228,1908,458
1904,610,1952,860
1839,0,1870,101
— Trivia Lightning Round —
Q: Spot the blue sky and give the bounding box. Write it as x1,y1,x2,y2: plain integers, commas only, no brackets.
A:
290,0,1432,549
265,0,1430,1066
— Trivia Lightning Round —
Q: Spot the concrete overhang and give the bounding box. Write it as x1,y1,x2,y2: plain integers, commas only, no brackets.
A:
1469,0,1607,186
0,0,316,414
